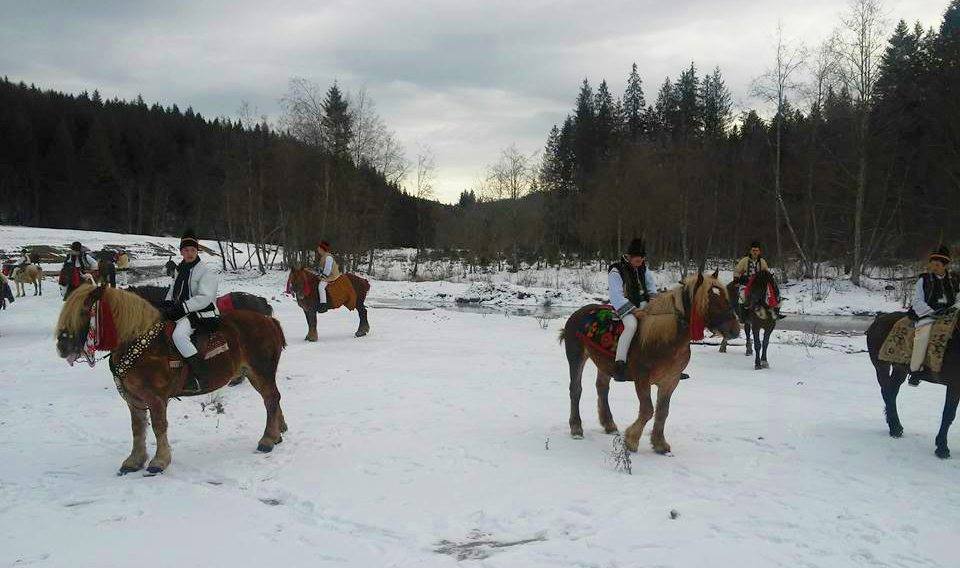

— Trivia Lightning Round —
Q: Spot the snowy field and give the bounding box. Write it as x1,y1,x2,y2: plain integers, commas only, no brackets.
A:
2,252,959,567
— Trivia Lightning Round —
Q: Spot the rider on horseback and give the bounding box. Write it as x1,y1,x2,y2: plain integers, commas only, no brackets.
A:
609,239,657,382
60,241,97,297
315,240,341,314
908,246,959,383
734,241,785,319
160,232,220,393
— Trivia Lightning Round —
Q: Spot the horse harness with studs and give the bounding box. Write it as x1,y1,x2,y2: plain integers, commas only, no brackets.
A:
108,320,165,410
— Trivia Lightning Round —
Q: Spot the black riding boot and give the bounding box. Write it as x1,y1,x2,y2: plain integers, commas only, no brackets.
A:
182,354,208,394
908,369,931,386
613,360,652,382
317,301,329,314
613,361,629,382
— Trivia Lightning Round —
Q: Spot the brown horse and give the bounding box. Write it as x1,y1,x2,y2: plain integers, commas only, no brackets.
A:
55,284,287,474
287,266,370,341
561,270,740,454
11,264,43,297
868,311,960,458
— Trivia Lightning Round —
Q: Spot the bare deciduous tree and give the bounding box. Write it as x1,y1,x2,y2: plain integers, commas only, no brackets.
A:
752,22,810,275
832,0,888,285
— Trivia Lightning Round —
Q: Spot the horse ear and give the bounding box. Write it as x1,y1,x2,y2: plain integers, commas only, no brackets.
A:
712,268,719,279
696,272,704,286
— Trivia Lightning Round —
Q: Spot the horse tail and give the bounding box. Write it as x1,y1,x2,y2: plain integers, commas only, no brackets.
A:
349,273,371,304
269,317,287,350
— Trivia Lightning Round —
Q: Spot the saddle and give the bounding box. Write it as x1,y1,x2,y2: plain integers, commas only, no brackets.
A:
879,310,960,374
575,305,625,357
163,320,230,370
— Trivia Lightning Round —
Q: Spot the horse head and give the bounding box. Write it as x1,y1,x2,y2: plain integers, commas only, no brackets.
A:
690,270,740,341
55,283,103,363
286,266,316,303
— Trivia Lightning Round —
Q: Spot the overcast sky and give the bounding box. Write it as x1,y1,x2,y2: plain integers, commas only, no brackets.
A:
0,0,949,202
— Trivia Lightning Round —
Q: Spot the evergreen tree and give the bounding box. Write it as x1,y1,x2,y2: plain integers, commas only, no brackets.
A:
700,67,732,140
322,83,353,158
623,62,646,141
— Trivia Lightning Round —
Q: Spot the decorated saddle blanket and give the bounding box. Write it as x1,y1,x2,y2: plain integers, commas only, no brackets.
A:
575,305,624,358
327,275,358,311
163,322,230,367
879,310,960,373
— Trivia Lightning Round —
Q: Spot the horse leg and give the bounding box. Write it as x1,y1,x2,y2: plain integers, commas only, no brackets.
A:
246,363,284,452
719,337,728,353
596,370,618,434
761,324,772,368
624,381,654,453
146,400,171,473
876,361,905,437
753,322,763,370
744,319,753,356
567,339,587,439
119,404,149,473
355,302,370,337
935,383,960,459
651,378,679,454
304,308,318,342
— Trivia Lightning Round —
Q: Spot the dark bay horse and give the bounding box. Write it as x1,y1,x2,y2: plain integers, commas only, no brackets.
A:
55,284,287,474
719,270,778,369
868,312,960,458
561,271,740,454
287,267,370,341
126,285,273,317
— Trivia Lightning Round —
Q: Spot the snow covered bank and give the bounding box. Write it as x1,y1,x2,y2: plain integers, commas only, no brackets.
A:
1,270,958,568
0,225,910,315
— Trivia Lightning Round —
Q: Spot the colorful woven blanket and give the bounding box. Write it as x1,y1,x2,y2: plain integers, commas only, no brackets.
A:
879,310,959,373
575,305,624,357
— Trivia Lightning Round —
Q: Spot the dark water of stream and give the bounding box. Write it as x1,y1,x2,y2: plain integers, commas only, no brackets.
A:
367,299,876,335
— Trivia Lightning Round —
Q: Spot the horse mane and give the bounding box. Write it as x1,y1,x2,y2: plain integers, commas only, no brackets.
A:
639,273,721,350
103,287,161,342
55,284,160,342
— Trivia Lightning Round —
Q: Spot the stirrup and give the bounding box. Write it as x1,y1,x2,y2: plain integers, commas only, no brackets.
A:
182,375,202,393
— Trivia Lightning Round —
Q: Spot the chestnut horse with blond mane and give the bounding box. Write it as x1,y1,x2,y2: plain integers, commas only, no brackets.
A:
287,266,370,341
561,270,740,454
55,284,287,474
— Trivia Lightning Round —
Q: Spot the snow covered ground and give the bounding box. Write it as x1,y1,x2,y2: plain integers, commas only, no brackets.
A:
1,259,959,568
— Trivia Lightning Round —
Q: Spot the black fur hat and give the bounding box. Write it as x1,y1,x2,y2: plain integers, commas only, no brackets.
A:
930,245,951,265
179,230,199,251
70,241,81,252
627,238,646,257
750,240,762,249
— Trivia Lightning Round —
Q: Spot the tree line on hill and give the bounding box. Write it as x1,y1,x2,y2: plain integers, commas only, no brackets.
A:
0,0,957,280
441,0,960,281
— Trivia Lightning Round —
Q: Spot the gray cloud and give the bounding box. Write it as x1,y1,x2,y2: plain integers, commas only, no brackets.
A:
0,0,948,201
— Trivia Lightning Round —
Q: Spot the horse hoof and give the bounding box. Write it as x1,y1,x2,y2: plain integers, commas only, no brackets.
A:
118,465,142,475
257,443,274,453
889,428,904,438
745,351,752,357
754,364,762,370
719,346,727,353
355,331,367,338
761,361,769,369
604,426,619,435
229,377,244,387
936,447,950,459
146,465,164,474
